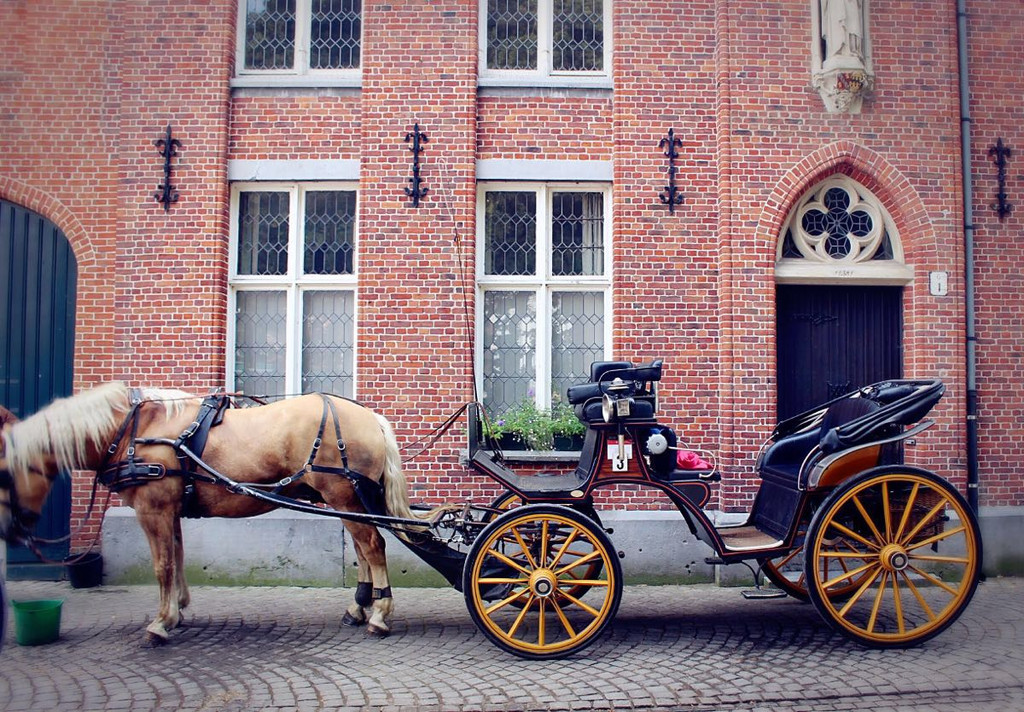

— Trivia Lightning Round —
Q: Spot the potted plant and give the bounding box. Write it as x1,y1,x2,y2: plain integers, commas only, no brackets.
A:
550,401,586,451
485,399,585,452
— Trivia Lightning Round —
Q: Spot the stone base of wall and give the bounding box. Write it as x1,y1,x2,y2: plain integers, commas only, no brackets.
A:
100,505,1024,588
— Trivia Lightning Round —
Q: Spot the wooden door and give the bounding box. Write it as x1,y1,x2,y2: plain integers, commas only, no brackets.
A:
776,285,902,421
1,199,77,572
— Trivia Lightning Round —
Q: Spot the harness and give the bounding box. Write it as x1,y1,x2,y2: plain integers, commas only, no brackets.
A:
97,392,386,519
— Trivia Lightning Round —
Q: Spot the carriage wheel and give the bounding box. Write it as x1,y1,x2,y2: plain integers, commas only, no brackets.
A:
762,546,812,600
463,504,622,660
482,490,520,523
761,510,871,602
804,468,981,648
482,491,606,607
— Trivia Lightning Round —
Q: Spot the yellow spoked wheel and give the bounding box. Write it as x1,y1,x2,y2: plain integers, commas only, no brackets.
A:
805,468,981,648
463,504,622,659
482,490,521,523
762,545,812,601
762,512,871,602
483,491,606,608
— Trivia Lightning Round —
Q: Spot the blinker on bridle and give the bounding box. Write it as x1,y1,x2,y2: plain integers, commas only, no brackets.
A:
0,464,43,541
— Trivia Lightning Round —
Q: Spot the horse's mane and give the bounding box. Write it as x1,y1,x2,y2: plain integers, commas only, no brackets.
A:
2,383,195,476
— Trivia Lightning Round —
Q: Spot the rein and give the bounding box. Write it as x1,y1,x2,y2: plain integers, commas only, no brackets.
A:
400,402,472,464
0,461,111,563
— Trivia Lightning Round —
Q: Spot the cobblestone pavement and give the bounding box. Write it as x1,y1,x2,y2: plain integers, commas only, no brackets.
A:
1,578,1022,711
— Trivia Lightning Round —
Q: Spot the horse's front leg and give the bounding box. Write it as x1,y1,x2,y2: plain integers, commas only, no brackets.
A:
136,508,183,646
173,517,190,614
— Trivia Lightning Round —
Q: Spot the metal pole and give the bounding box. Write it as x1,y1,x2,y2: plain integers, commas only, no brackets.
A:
957,0,980,514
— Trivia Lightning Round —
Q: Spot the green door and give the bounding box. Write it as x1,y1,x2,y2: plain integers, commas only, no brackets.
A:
1,198,77,574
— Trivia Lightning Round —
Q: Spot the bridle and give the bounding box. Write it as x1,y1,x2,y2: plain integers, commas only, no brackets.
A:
0,407,121,557
0,464,42,546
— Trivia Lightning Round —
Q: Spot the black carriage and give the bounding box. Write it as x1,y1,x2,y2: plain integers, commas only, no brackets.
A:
448,360,981,658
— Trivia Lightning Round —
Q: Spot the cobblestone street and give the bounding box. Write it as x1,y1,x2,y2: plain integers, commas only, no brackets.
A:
2,578,1022,711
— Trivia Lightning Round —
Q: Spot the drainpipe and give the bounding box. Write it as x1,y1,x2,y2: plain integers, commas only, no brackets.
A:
956,0,980,514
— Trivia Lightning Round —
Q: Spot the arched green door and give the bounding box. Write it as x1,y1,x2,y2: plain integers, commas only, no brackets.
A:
1,198,77,575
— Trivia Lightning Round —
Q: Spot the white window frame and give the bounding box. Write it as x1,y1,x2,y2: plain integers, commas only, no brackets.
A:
228,181,359,397
478,0,613,88
234,0,361,84
476,182,613,413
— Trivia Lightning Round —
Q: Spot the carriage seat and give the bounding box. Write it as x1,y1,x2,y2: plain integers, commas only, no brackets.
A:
752,395,883,538
759,396,882,487
567,360,662,424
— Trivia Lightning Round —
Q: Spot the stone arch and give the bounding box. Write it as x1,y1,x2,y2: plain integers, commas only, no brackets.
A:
0,176,95,269
756,141,938,272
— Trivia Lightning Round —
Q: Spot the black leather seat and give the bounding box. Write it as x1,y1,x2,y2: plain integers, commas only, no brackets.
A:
566,361,661,424
760,396,881,487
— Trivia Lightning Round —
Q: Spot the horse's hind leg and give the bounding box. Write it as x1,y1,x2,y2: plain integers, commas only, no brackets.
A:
342,556,371,627
344,521,394,637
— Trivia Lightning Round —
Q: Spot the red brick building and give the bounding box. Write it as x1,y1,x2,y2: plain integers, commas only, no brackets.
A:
1,0,1021,574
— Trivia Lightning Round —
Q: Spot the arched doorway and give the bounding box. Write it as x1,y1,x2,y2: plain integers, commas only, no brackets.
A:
1,198,78,576
775,176,911,419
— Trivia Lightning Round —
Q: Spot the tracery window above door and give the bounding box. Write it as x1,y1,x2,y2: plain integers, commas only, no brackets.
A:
776,176,912,285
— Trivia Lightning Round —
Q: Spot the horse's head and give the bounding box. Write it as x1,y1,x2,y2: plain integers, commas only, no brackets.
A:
0,395,98,545
0,407,45,544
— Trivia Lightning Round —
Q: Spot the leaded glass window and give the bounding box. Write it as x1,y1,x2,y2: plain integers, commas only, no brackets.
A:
230,183,358,398
483,0,609,79
552,0,604,72
486,0,538,71
478,184,611,443
775,175,911,284
240,0,361,76
244,0,296,70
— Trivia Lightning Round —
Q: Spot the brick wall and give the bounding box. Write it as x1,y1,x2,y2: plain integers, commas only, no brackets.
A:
356,0,481,503
1,0,1021,550
966,1,1024,506
1,0,119,546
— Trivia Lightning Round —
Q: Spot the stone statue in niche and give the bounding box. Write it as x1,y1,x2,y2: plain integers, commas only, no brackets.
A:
812,0,873,113
821,0,864,64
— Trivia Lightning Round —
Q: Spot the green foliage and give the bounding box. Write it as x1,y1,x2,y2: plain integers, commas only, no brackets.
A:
486,399,585,450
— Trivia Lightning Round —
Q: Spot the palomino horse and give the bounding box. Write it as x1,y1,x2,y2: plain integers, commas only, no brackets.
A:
0,383,425,645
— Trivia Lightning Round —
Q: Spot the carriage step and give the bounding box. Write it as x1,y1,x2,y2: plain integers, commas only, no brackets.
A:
741,588,788,600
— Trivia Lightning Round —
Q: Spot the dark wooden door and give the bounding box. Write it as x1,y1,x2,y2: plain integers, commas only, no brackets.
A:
776,285,902,421
1,198,77,570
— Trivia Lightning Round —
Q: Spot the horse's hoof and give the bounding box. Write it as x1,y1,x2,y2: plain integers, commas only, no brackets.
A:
342,611,366,627
366,623,390,638
142,632,168,648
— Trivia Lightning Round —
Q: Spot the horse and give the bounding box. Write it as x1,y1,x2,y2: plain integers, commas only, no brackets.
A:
0,383,427,646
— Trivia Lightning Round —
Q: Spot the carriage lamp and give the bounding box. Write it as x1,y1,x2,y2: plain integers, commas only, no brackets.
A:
601,378,633,422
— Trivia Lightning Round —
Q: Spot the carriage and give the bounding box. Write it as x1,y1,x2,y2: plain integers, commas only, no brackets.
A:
0,360,982,659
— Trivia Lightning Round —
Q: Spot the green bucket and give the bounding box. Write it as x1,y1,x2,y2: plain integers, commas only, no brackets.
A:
11,599,63,646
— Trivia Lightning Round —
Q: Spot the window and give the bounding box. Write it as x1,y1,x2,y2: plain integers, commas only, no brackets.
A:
237,0,361,77
229,183,357,398
775,176,912,285
481,0,611,83
477,184,611,426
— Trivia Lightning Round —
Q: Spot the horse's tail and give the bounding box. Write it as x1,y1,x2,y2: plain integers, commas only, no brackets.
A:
375,412,417,521
375,413,456,539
